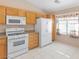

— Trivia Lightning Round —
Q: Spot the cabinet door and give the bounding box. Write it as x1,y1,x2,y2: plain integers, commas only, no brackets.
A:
29,33,39,49
0,45,6,59
36,13,43,18
0,39,6,45
18,9,26,16
26,11,36,24
28,33,34,49
0,38,6,59
33,33,39,47
6,7,18,16
0,6,6,24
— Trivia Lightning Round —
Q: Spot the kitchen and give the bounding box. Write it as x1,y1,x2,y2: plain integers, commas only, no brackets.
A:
0,5,55,59
0,0,79,59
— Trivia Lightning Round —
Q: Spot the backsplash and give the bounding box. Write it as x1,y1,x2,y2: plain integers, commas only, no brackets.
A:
0,25,5,33
24,25,35,31
0,25,35,33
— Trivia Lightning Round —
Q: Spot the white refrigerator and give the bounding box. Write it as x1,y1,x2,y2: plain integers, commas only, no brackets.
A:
35,18,53,47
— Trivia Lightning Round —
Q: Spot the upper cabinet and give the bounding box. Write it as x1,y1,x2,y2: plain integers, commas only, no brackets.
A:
36,13,47,18
18,9,26,16
26,11,36,25
36,13,42,18
6,7,18,16
0,6,5,15
0,6,6,24
0,5,47,25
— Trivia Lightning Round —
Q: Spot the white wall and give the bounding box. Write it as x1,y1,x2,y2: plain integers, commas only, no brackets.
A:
56,35,79,47
0,0,45,14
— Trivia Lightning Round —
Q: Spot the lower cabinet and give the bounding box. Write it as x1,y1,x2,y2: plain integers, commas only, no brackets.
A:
0,38,7,59
28,32,39,49
0,45,6,59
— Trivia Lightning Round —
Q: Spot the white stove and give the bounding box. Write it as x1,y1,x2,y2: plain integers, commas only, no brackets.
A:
6,16,28,59
6,28,28,59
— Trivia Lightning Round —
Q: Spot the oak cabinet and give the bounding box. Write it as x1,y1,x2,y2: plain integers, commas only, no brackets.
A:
42,15,47,18
0,38,6,45
0,38,7,59
18,9,26,16
28,32,39,49
6,7,18,16
36,13,45,18
0,15,5,24
0,45,6,59
52,15,56,40
26,11,36,24
0,6,6,24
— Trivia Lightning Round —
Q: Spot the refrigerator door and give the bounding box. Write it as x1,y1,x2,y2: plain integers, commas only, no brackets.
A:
40,33,52,47
39,18,52,47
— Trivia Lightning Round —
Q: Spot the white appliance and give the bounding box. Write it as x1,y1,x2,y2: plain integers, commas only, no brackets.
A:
35,18,53,47
6,28,28,59
6,16,28,59
6,16,26,25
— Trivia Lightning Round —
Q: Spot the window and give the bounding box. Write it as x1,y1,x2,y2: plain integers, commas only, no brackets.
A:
68,19,79,36
56,16,79,37
56,18,67,35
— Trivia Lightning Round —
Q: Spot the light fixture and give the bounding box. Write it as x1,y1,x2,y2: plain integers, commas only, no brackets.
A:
54,0,60,3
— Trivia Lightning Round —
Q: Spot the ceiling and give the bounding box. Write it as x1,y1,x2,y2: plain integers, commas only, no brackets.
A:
25,0,79,14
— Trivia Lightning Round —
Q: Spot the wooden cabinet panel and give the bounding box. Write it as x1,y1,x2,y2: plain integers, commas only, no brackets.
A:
0,15,5,24
26,11,36,24
0,38,6,45
52,15,56,40
0,45,6,59
0,6,6,15
6,7,18,16
0,38,7,59
28,32,39,49
18,9,26,16
42,15,47,18
36,13,45,18
0,6,6,24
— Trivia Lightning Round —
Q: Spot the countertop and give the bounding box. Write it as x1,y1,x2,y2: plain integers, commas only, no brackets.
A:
0,31,38,39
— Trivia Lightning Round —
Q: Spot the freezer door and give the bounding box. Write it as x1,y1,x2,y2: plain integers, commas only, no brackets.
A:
40,33,52,47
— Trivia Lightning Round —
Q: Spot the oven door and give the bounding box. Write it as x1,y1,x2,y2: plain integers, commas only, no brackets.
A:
8,36,28,54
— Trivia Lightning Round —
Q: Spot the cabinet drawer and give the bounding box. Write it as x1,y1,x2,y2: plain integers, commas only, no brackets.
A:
29,35,34,37
29,39,34,42
28,32,39,49
29,36,33,39
34,39,39,42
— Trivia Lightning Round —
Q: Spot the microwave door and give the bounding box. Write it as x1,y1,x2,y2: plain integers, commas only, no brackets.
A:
6,16,26,25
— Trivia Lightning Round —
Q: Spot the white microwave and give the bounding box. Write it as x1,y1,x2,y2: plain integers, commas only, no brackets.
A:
6,16,26,25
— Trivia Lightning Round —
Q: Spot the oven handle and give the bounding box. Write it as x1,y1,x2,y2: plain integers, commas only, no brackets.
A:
8,36,27,40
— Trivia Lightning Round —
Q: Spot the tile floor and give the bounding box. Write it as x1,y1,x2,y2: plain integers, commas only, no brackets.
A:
15,41,79,59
